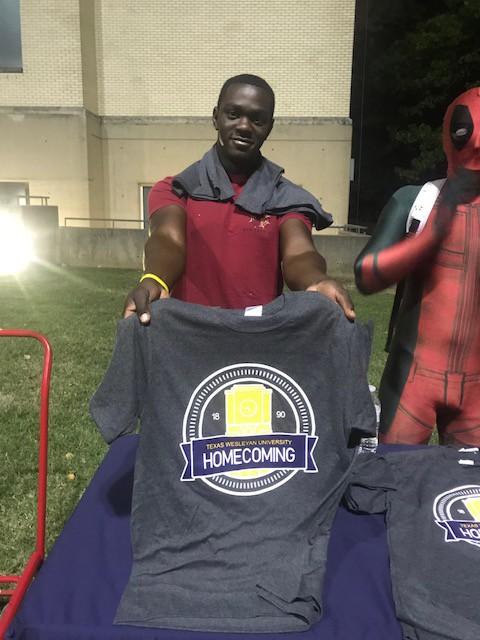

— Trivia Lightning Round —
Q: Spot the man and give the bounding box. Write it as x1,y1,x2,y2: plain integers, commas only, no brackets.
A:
355,86,480,445
124,74,354,322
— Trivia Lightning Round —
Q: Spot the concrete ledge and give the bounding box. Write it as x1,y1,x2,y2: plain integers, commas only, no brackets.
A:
57,228,369,276
312,235,368,277
58,227,146,269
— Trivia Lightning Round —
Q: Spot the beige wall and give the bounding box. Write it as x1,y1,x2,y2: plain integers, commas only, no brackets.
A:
0,0,83,108
0,112,351,228
0,109,89,224
94,0,355,117
102,117,351,228
1,0,355,117
0,0,355,229
265,120,352,228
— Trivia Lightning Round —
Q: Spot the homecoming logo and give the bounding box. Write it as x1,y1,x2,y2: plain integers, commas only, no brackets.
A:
433,485,480,548
180,363,317,496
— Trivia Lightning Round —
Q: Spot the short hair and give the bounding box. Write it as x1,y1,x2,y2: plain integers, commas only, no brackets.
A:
217,74,275,114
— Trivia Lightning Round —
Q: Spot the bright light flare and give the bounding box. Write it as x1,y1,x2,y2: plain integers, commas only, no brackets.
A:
0,213,35,275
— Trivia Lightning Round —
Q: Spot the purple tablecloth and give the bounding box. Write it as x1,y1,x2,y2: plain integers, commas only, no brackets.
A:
8,436,402,639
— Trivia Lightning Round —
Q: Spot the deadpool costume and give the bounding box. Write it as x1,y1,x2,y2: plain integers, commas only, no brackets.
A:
355,87,480,445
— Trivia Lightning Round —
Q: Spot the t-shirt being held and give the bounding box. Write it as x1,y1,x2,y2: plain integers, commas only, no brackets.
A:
90,292,376,633
148,176,312,308
345,447,480,640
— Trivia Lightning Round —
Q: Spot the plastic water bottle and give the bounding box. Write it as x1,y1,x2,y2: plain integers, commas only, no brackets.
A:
369,384,381,426
360,384,381,452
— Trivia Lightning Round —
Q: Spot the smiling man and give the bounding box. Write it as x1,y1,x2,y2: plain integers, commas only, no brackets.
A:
124,74,354,320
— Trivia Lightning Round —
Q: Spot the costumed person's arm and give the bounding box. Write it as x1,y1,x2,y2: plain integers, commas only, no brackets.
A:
354,184,457,294
280,218,356,321
123,204,186,324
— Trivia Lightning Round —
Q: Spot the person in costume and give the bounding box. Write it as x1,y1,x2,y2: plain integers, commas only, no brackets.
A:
355,87,480,445
123,74,354,321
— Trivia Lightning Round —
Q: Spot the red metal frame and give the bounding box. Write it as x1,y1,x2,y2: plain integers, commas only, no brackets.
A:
0,331,52,640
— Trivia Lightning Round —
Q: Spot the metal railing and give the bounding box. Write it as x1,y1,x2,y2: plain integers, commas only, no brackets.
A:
63,217,145,230
62,217,365,234
17,195,50,206
330,223,368,234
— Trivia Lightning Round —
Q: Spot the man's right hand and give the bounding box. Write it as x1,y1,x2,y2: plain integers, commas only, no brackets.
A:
433,179,462,239
123,279,170,324
433,171,480,237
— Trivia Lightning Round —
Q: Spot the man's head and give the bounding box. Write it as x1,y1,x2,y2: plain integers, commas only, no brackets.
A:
212,74,275,170
443,86,480,177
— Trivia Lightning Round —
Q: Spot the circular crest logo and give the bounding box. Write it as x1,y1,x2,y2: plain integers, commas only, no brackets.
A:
433,485,480,548
180,363,317,496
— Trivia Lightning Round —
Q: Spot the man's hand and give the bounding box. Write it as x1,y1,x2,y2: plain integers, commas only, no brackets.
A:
122,205,185,323
447,169,480,201
432,180,461,239
430,171,480,240
306,278,356,322
123,279,169,325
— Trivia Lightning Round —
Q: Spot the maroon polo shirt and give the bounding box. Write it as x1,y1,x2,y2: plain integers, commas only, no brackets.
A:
148,176,312,309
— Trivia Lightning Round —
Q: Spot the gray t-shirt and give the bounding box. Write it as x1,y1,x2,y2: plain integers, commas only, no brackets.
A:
90,292,376,632
345,447,480,640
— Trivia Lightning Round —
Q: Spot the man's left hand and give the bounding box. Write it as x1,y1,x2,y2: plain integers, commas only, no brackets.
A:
306,279,356,321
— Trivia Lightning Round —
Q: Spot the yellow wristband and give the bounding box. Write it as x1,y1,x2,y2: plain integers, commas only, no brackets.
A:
139,273,170,294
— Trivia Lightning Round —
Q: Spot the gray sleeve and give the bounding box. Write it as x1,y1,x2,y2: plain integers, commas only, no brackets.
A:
345,321,377,438
344,454,396,514
90,318,148,444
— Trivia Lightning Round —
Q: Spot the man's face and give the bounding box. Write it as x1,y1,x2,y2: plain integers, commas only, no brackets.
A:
212,83,274,166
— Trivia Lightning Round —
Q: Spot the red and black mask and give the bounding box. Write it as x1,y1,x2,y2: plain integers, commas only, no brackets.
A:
443,87,480,176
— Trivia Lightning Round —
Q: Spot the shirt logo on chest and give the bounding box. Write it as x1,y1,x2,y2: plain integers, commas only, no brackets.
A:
180,363,317,496
434,485,480,547
249,214,271,230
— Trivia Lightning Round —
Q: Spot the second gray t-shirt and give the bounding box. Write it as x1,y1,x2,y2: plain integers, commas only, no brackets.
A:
345,446,480,640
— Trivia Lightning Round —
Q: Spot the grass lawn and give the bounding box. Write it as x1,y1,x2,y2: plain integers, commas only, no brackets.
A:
0,265,393,580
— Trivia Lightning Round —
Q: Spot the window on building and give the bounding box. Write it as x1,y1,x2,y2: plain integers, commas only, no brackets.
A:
0,181,29,209
0,0,22,72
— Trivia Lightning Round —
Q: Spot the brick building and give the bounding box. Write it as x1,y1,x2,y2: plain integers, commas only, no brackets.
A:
0,0,356,230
